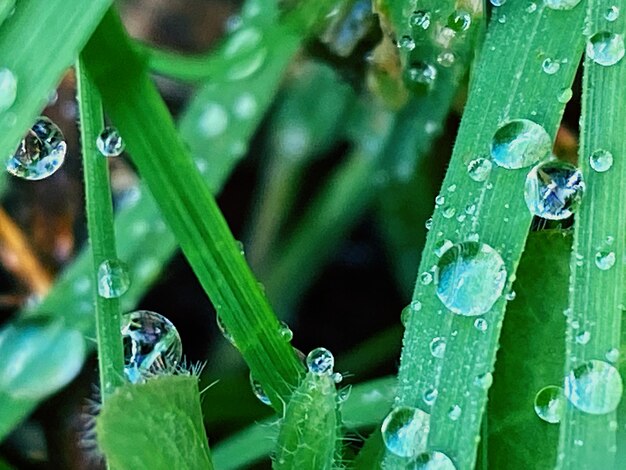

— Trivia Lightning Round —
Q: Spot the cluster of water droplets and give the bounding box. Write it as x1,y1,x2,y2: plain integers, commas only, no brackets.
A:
120,310,183,384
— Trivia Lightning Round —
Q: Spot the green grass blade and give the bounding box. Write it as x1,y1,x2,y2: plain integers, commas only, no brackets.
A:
273,371,339,469
96,375,214,469
488,230,570,468
76,57,125,400
557,2,626,468
82,8,303,408
392,3,586,468
211,376,395,469
0,0,111,156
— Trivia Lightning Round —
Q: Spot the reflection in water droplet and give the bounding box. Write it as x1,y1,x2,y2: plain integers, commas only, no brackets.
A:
467,157,492,182
0,67,17,112
96,127,125,157
97,259,130,298
447,10,471,32
490,119,551,169
524,161,584,220
398,35,416,51
410,10,431,30
412,451,456,469
121,310,183,383
534,385,565,423
565,360,623,414
306,347,335,375
490,0,506,5
435,241,507,316
7,117,67,180
381,406,430,458
587,32,625,66
589,149,613,172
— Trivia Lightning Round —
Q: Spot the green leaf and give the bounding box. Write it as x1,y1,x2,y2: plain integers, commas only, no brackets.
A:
488,230,570,469
558,2,626,468
392,2,586,468
96,375,213,469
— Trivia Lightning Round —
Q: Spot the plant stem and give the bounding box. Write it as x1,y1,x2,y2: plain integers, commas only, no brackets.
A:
76,57,124,400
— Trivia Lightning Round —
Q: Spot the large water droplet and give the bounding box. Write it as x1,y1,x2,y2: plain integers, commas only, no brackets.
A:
381,406,430,458
97,259,130,298
534,385,565,423
249,372,271,405
0,67,17,112
589,149,613,172
435,241,507,316
587,32,625,66
524,161,584,220
544,0,581,10
306,347,334,375
564,360,623,414
411,451,456,469
7,117,66,180
490,119,551,169
96,127,125,157
467,157,492,182
121,310,183,383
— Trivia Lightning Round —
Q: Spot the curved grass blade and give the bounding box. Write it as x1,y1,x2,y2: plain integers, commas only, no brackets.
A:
391,3,586,468
96,375,214,469
557,2,626,468
488,230,570,469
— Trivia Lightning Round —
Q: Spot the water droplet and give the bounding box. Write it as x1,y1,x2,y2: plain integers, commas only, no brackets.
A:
542,58,561,74
121,310,183,383
442,207,456,219
410,10,431,29
425,218,433,230
490,119,551,169
437,51,456,67
411,451,456,469
198,103,228,138
435,195,445,206
595,250,616,270
446,405,461,421
249,373,271,405
381,406,430,458
0,67,17,112
410,300,423,312
524,161,584,220
97,259,130,299
216,315,236,346
565,360,623,414
435,241,507,316
233,93,258,120
447,10,471,32
557,87,573,104
279,321,293,341
544,0,582,10
534,385,565,423
7,117,67,180
96,127,125,157
224,28,268,80
589,149,613,172
587,32,625,66
575,330,591,345
606,347,619,363
420,272,433,285
605,6,620,22
474,372,493,389
467,157,493,181
435,239,454,257
430,337,446,358
406,62,437,87
527,2,538,13
474,318,488,332
306,347,334,375
423,388,438,406
490,0,506,6
398,35,416,51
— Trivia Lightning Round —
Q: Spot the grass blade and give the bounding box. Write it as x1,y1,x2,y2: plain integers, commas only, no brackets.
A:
76,57,125,399
557,2,626,468
392,3,585,468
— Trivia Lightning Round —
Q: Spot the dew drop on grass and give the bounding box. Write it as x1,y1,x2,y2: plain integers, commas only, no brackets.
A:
448,404,461,420
216,315,236,346
589,149,613,172
198,103,229,138
381,406,430,458
542,58,560,74
406,62,437,87
565,360,623,414
447,10,471,32
121,310,183,383
398,35,416,51
233,93,258,120
7,117,66,180
411,451,456,470
306,347,335,375
423,388,438,406
606,347,620,363
420,271,433,285
490,0,506,6
605,6,620,21
534,385,565,423
576,331,591,344
587,32,625,66
435,241,507,316
595,250,616,270
249,373,271,405
474,372,493,389
96,126,125,157
435,239,453,257
524,161,584,220
0,67,17,112
430,337,446,358
467,157,492,181
437,51,456,67
544,0,582,10
490,119,551,169
557,88,573,103
474,318,488,332
97,259,130,298
410,10,431,30
279,321,293,341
